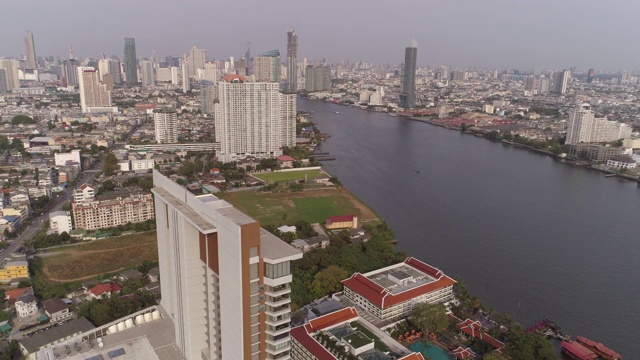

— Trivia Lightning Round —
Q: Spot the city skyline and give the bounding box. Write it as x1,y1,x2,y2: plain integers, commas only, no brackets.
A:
2,0,640,70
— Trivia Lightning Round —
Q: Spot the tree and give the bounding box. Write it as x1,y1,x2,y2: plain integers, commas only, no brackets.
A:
104,151,119,176
11,115,35,124
506,331,557,360
310,265,349,298
483,353,509,360
11,138,24,152
411,302,449,334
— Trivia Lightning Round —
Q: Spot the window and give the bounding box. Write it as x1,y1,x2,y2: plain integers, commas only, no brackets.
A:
249,246,258,257
265,262,290,279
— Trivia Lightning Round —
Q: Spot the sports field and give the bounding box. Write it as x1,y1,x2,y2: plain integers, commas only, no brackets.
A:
39,231,158,282
219,188,377,225
253,169,324,183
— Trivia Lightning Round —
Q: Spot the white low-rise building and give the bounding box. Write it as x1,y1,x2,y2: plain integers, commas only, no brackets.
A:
15,293,38,318
607,156,637,170
73,184,95,203
54,150,82,170
131,159,155,170
49,211,73,235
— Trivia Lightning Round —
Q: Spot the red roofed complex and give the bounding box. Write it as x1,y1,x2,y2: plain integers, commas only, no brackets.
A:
275,155,295,167
562,340,598,360
449,314,505,352
325,214,358,230
452,347,477,359
89,283,122,299
341,257,456,321
291,307,425,360
5,287,31,305
576,336,621,360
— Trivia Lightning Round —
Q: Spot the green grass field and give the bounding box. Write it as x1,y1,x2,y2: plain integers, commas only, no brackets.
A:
219,188,373,226
253,169,324,183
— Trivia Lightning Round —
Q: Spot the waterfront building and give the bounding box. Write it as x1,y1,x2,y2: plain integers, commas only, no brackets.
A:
304,65,331,92
140,60,155,88
341,257,456,321
567,143,621,162
125,143,220,152
325,214,358,230
152,170,302,360
154,110,178,144
566,104,632,144
606,156,637,170
49,211,72,235
72,193,154,231
215,75,296,162
0,59,20,90
124,37,137,85
24,31,37,70
286,28,298,92
399,39,418,109
78,67,112,113
187,46,207,78
253,50,281,82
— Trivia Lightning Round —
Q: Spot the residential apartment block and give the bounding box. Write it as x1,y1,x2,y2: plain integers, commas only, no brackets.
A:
152,170,302,360
565,104,632,145
0,260,29,283
72,193,154,231
341,258,456,322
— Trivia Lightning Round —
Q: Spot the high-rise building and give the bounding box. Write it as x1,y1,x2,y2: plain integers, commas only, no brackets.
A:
0,59,20,90
586,68,596,83
140,60,155,88
565,103,632,144
0,69,8,93
171,66,180,85
552,70,570,94
24,31,37,70
187,46,207,78
61,59,80,85
77,67,112,113
253,50,280,82
286,28,298,92
72,194,154,231
203,62,219,82
304,65,331,92
399,39,418,109
154,110,178,144
98,58,122,85
538,77,550,94
152,171,302,360
236,58,247,76
200,80,217,114
124,37,138,85
215,75,296,162
181,61,190,92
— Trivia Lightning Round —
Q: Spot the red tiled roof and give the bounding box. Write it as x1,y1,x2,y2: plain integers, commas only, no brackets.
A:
341,258,456,309
326,214,356,225
576,336,621,359
449,314,505,351
5,287,30,304
304,307,358,333
89,283,122,296
222,74,246,83
291,326,337,360
276,155,295,162
562,341,598,360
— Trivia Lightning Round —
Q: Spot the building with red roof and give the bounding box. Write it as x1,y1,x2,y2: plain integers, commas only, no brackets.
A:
325,214,358,230
448,314,505,353
5,287,31,305
88,283,122,299
452,347,477,359
341,257,456,321
275,155,295,168
291,307,425,360
575,336,621,360
562,340,598,360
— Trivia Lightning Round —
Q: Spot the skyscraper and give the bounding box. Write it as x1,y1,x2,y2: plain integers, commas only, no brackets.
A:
24,31,37,70
215,75,296,162
203,62,219,82
552,70,570,94
181,61,190,92
0,69,8,93
140,60,155,88
98,58,122,85
200,80,217,114
566,104,631,145
61,59,80,85
152,170,301,360
187,46,206,78
124,37,137,85
304,65,331,92
286,28,298,92
0,59,20,90
77,67,112,113
253,50,280,82
399,39,418,109
154,110,178,143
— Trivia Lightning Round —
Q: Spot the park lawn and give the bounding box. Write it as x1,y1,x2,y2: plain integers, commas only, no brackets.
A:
253,169,323,183
219,189,374,226
40,231,158,282
292,197,357,223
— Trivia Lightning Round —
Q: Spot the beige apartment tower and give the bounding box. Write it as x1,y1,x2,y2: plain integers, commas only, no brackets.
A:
152,170,302,360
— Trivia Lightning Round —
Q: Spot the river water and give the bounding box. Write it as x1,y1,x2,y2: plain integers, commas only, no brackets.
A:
301,98,640,358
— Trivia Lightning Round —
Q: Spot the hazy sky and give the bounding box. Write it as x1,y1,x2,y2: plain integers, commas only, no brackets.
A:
2,0,639,71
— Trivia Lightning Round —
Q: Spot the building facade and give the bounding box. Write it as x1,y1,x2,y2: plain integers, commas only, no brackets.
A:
342,258,456,321
72,193,154,231
24,31,37,70
49,211,72,235
566,104,632,144
0,261,29,283
15,294,38,318
0,59,20,90
140,60,155,88
399,40,418,109
154,110,178,144
54,149,82,170
187,46,207,78
254,51,281,83
286,29,298,92
73,184,95,203
78,67,112,113
152,170,302,360
304,65,331,93
215,75,296,162
124,37,137,85
607,156,637,169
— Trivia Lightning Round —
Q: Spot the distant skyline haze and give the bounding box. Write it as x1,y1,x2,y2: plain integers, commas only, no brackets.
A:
2,0,639,71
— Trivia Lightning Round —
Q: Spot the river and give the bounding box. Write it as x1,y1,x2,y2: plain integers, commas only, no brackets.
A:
300,98,640,358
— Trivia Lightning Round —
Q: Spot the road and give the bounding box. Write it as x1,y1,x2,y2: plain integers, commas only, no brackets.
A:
0,157,106,260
